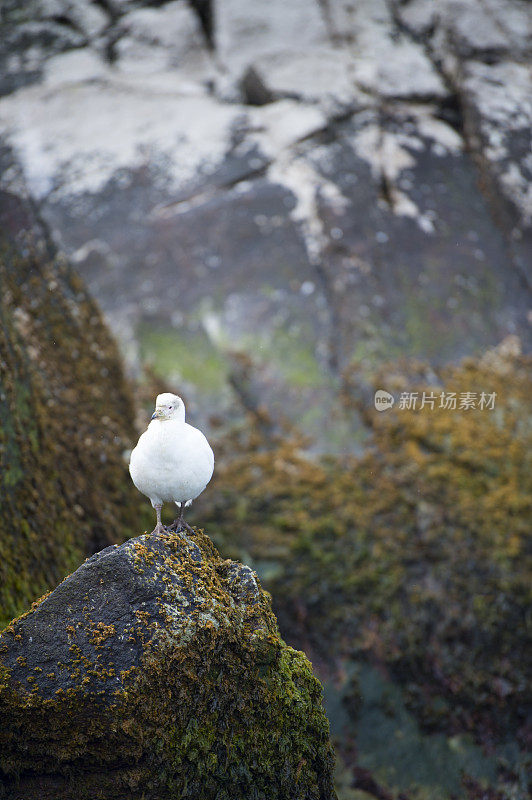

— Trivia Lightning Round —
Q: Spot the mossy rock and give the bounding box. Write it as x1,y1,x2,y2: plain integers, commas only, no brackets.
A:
0,149,146,627
195,341,532,766
0,526,337,800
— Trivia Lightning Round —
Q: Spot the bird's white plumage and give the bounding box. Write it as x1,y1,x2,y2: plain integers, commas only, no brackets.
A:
129,393,214,510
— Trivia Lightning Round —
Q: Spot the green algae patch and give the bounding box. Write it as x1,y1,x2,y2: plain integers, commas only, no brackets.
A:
138,323,227,392
0,527,337,800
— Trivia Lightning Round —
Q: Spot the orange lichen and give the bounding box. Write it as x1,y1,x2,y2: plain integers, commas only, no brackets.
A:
88,623,116,647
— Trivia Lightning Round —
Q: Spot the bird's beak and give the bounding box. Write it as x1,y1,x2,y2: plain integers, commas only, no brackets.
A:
151,410,158,420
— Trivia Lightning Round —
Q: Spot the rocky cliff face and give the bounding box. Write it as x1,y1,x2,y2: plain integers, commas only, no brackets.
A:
0,526,336,800
0,0,529,445
0,145,145,627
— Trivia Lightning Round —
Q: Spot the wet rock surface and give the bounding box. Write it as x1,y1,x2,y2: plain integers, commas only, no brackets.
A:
0,1,530,443
0,526,336,800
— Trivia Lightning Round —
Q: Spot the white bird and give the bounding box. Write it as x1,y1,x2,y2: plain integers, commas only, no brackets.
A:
129,392,214,534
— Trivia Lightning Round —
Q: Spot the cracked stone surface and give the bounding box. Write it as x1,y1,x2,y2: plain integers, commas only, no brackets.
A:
0,0,530,447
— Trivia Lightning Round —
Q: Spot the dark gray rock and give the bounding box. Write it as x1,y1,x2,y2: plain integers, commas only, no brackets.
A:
395,0,532,290
312,108,531,370
0,527,337,800
460,61,532,289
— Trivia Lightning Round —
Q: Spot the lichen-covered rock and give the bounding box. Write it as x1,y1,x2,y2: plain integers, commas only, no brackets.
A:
195,341,532,797
0,144,145,627
0,527,336,800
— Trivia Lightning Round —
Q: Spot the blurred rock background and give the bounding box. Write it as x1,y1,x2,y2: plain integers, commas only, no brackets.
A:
1,0,530,447
0,1,530,799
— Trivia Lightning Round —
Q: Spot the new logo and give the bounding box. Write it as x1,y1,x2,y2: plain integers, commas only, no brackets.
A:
374,390,394,411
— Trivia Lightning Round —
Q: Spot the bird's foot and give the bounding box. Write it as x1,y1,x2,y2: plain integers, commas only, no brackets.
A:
181,520,194,534
151,523,167,535
168,518,194,534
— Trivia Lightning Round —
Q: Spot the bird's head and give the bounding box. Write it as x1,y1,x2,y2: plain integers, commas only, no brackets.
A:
151,393,185,422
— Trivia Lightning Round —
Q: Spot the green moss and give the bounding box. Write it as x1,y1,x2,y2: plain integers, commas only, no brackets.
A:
138,316,326,399
0,240,145,628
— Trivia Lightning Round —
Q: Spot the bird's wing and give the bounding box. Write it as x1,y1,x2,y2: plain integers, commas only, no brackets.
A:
181,424,214,472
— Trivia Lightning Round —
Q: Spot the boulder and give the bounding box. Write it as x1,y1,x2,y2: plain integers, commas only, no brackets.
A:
0,143,144,626
0,526,336,800
195,342,532,797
